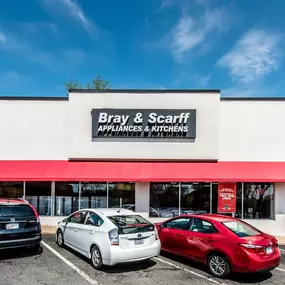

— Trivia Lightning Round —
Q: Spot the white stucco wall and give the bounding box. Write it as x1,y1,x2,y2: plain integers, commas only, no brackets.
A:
220,100,285,161
0,95,284,162
0,100,68,160
68,91,220,161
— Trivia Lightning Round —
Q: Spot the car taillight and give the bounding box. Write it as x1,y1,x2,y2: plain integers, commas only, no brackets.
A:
154,227,159,240
29,204,40,223
239,243,263,253
108,228,119,246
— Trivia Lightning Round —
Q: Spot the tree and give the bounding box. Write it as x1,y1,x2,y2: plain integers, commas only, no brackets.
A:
65,75,111,91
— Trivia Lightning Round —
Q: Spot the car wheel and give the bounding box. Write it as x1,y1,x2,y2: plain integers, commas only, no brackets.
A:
90,246,103,270
208,254,231,278
57,230,64,248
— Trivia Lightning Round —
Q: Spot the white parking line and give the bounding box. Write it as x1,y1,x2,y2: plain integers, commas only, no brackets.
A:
41,241,99,285
279,249,285,252
276,267,285,273
154,257,225,285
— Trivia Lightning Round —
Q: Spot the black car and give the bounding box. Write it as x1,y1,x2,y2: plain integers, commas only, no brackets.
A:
0,198,42,250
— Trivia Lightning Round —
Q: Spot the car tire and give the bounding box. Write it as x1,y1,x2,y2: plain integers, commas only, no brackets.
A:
207,254,231,278
90,245,103,270
56,230,64,248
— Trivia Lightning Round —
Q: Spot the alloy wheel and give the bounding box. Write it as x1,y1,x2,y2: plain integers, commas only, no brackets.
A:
57,231,64,247
91,247,102,269
208,255,230,278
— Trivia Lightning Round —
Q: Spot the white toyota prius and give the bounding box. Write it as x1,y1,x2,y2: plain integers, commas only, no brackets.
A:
55,208,161,269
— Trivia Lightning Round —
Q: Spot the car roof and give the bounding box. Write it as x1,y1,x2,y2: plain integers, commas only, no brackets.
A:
81,208,136,216
179,213,237,223
0,198,28,205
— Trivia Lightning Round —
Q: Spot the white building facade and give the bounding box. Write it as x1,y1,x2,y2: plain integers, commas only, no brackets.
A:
0,90,285,236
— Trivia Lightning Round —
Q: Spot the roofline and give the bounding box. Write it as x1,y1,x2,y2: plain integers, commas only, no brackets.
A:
0,96,68,101
221,97,285,101
69,89,221,94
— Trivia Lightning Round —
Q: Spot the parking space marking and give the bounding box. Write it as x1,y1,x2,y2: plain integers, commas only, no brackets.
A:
276,267,285,273
279,249,285,252
41,241,99,285
154,257,224,285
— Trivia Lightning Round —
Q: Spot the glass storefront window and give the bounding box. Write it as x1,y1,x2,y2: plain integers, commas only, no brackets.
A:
108,182,135,209
80,182,107,209
243,183,274,219
211,183,242,218
55,182,79,216
149,183,179,218
25,182,52,216
181,183,210,214
0,182,23,198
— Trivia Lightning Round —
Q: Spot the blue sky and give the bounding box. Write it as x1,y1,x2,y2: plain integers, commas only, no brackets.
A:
0,0,285,97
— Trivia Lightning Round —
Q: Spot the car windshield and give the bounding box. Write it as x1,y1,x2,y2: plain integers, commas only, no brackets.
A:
0,204,35,217
222,221,261,237
108,215,154,234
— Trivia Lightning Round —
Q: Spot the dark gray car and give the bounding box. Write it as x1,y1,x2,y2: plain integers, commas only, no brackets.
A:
0,198,42,250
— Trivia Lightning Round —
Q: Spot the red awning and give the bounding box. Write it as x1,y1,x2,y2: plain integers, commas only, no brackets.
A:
0,160,284,182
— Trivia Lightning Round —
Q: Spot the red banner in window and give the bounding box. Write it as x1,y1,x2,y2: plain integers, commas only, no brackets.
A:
217,183,237,213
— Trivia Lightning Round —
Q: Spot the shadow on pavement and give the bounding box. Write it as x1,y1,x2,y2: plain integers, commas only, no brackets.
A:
62,245,157,273
160,251,273,284
0,246,43,261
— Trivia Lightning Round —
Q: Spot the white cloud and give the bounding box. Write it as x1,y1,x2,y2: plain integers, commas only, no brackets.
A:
172,7,232,62
0,32,6,43
40,0,97,35
0,31,88,73
149,4,234,63
218,29,283,83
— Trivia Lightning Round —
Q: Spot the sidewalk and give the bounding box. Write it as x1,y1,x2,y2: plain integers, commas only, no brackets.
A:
42,225,285,245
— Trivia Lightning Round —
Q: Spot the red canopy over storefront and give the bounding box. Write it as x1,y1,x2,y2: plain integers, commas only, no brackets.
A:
0,160,284,182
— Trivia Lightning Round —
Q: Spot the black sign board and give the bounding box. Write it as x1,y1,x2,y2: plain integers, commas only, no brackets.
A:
91,109,196,140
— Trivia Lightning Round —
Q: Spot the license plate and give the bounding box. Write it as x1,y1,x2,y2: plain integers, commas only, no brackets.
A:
6,223,19,230
266,247,273,254
134,239,144,245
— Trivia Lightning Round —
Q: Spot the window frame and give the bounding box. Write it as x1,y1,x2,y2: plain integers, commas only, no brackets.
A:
189,218,218,234
85,211,104,227
242,183,275,220
68,210,87,224
162,216,193,231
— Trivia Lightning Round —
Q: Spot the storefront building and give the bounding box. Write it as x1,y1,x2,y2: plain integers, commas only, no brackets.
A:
0,89,285,236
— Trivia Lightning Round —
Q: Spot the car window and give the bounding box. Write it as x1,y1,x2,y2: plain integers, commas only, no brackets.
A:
164,217,192,230
0,204,35,217
190,218,217,234
85,212,104,227
108,215,154,234
222,221,261,237
69,211,87,224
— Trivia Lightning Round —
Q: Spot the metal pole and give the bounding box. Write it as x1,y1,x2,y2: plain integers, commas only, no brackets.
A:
178,182,181,216
210,183,212,214
106,182,109,208
241,182,244,219
78,182,81,210
51,181,55,216
23,181,26,199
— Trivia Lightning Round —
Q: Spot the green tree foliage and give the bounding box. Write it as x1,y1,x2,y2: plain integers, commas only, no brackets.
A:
65,75,111,91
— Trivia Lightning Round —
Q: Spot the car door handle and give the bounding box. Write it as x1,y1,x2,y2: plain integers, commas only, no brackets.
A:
89,230,94,235
176,233,183,237
74,229,78,232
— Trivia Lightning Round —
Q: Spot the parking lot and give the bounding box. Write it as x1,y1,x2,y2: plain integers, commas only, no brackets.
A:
1,235,285,285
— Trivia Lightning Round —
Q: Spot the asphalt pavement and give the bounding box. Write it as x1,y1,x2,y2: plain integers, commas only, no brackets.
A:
1,234,285,285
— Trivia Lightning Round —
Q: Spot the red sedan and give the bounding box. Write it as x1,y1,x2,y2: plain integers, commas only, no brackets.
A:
155,214,280,278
